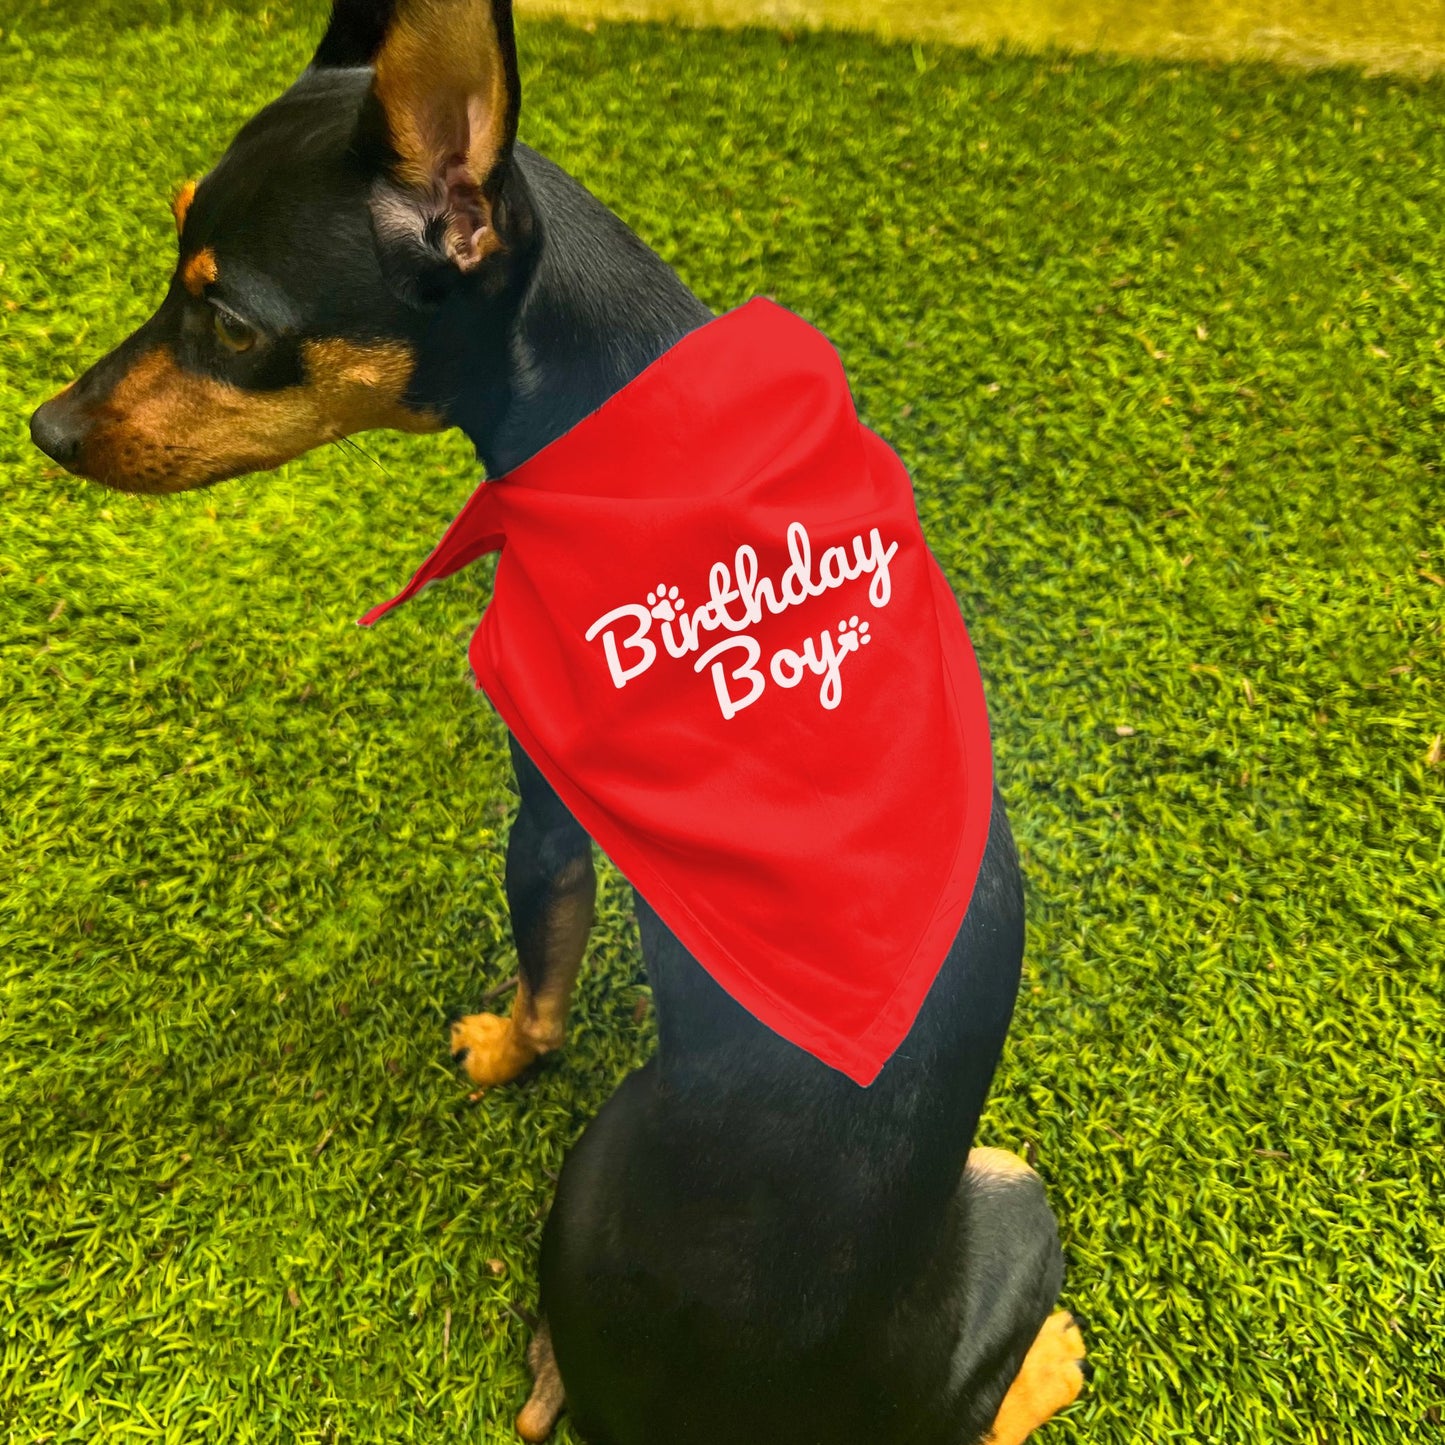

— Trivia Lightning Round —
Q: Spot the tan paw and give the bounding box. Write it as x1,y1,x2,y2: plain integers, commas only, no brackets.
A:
988,1311,1087,1444
449,1011,539,1087
516,1322,566,1442
1026,1311,1087,1416
515,1399,560,1444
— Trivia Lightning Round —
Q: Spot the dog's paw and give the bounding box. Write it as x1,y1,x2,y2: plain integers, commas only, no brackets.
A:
449,1011,539,1088
516,1323,566,1442
987,1311,1087,1444
1027,1311,1087,1414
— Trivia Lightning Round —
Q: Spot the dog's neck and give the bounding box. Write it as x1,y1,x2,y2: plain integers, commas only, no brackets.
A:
428,144,713,477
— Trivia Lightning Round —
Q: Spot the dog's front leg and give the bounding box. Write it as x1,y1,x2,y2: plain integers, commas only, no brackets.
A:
451,736,596,1088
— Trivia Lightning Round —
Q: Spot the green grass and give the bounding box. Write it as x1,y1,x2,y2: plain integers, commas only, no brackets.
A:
520,0,1445,79
1,5,1443,1442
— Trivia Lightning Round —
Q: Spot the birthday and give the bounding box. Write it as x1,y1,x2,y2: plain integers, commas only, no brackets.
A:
584,520,900,696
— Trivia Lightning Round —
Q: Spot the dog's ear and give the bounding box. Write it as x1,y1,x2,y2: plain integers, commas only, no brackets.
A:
311,0,521,274
311,0,397,68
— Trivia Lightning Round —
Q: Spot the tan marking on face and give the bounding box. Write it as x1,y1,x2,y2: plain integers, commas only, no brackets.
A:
172,180,197,235
986,1312,1087,1445
181,247,218,297
77,339,442,493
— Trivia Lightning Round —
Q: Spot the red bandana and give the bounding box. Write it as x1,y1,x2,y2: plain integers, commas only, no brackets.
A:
359,298,992,1085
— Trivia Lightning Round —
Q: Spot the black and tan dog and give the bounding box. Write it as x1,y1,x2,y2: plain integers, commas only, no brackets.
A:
30,1,1086,1439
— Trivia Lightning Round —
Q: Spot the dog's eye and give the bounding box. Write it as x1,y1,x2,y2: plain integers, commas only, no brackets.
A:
212,307,256,353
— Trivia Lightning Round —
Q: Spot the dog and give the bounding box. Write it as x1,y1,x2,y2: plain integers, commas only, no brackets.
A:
29,1,1086,1439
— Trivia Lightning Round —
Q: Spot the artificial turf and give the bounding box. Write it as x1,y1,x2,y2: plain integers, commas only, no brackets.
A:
1,2,1442,1441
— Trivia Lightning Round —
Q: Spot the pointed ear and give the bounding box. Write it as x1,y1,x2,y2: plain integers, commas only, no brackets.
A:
313,0,521,273
171,180,197,236
311,0,397,69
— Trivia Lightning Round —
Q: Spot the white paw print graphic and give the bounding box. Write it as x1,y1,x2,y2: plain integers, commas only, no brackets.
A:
646,583,684,622
838,615,872,646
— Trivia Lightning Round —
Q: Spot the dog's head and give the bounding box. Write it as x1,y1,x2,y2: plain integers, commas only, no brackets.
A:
29,0,533,493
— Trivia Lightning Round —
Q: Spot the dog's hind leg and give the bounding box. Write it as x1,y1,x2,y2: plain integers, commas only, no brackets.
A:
451,736,596,1088
965,1148,1085,1444
516,1318,567,1443
932,1146,1084,1445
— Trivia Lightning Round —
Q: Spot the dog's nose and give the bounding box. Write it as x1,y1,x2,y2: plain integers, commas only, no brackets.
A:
29,395,87,471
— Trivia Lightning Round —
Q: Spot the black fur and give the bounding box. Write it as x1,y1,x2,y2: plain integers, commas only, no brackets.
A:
29,2,1069,1438
310,0,396,67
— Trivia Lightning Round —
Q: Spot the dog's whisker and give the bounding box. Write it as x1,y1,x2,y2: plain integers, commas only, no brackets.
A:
338,433,396,479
